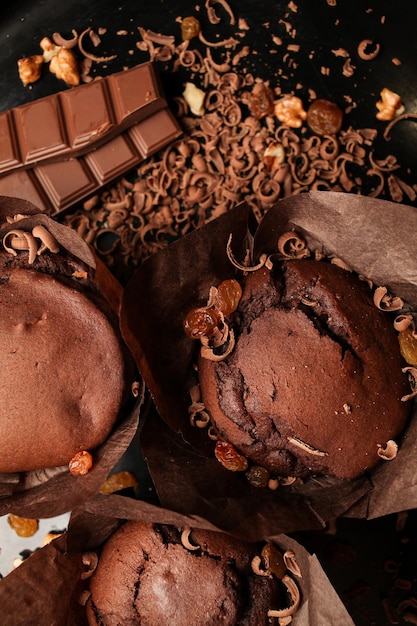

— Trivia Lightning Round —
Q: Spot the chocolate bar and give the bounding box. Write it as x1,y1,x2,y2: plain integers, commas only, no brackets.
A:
0,62,166,174
0,107,182,214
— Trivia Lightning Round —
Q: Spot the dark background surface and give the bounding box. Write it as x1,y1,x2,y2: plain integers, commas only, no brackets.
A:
0,2,417,624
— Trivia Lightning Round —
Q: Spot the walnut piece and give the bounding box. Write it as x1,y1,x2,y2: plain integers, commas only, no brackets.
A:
376,88,404,122
39,36,61,62
17,55,44,86
264,143,285,170
274,95,307,128
49,47,80,86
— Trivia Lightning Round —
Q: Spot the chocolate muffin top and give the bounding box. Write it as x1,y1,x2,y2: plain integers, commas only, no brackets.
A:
0,214,136,473
86,522,288,626
197,259,411,480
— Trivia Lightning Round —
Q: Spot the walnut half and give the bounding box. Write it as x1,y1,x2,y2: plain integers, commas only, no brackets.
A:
49,47,80,86
376,88,404,122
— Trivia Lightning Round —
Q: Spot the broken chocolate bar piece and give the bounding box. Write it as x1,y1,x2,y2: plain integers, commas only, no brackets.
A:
0,107,182,214
0,62,166,174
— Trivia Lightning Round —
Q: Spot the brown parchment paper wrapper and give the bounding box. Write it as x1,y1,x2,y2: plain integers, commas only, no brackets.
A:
0,493,355,626
0,195,143,519
121,191,417,538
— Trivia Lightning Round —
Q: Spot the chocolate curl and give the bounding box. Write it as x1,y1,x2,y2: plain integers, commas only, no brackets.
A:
0,494,355,626
0,196,122,313
0,195,96,267
121,191,417,536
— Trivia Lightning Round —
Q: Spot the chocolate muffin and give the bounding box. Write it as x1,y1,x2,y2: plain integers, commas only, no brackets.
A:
196,259,411,480
86,521,294,626
0,211,136,473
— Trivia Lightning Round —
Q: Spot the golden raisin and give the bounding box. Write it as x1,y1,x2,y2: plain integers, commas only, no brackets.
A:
398,327,417,366
181,16,201,41
215,440,248,472
306,99,343,135
183,306,220,339
248,83,275,119
69,450,93,476
261,543,287,579
8,514,39,538
100,471,138,494
246,465,270,488
214,279,242,316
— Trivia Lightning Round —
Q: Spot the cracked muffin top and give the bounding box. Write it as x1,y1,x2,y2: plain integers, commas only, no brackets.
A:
85,521,292,626
196,259,411,480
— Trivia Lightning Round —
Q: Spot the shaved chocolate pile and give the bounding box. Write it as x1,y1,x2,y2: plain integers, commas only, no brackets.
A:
50,2,416,284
